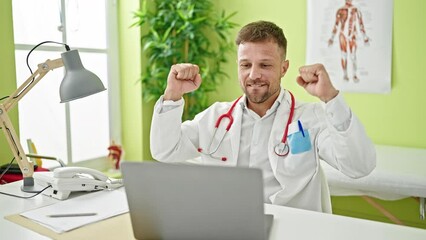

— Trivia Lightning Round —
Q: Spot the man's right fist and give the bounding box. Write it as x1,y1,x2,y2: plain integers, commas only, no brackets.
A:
164,63,202,101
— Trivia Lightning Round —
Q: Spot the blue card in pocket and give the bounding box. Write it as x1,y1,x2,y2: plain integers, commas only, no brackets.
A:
288,127,312,154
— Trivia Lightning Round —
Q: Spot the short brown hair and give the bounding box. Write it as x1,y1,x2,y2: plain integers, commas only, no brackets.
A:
235,21,287,57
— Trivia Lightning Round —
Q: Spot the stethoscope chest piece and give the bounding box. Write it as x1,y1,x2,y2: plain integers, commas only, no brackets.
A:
274,142,290,156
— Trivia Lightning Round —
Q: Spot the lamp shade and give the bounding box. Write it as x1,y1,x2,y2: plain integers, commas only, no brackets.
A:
59,49,106,103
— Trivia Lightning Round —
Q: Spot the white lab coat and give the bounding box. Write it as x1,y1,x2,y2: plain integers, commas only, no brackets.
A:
150,89,376,212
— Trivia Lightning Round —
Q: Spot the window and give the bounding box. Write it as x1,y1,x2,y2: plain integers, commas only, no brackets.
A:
11,0,121,165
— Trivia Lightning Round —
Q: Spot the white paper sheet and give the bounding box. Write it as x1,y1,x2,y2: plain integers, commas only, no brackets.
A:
20,188,128,233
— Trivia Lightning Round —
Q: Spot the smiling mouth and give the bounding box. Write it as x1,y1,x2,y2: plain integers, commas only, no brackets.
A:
247,84,267,90
247,82,268,88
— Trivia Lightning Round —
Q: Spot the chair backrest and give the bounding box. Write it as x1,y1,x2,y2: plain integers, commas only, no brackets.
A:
26,138,66,168
27,139,42,167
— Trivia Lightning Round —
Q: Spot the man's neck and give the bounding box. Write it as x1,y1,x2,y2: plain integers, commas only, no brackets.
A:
246,90,281,117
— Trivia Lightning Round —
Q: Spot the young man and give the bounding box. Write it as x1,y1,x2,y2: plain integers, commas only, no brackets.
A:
150,20,376,212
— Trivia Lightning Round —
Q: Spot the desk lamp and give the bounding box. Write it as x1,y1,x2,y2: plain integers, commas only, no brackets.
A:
0,42,106,192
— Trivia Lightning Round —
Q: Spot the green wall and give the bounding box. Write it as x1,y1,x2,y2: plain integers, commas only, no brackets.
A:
0,0,18,163
118,0,143,161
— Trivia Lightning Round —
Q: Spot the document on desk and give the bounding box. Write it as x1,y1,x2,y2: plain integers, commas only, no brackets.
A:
20,188,128,233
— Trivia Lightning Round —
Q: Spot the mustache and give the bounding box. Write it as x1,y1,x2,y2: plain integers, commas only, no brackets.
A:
246,80,268,86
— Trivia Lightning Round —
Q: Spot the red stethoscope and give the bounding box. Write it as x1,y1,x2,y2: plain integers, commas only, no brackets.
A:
198,91,295,161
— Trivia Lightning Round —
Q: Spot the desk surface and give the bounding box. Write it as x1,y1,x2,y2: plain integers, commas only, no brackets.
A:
1,181,426,240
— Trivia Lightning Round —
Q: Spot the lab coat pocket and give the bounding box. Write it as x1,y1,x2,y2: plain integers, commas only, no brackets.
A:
287,121,312,155
274,121,318,180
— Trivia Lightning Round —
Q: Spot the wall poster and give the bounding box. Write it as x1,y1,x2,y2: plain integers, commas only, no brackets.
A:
306,0,393,93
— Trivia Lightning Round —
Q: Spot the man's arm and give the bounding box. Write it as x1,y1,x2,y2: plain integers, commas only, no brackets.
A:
296,64,376,178
328,9,341,46
317,94,376,178
150,63,203,162
355,9,370,44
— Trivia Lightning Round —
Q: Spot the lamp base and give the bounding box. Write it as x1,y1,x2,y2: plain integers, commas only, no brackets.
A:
21,177,44,193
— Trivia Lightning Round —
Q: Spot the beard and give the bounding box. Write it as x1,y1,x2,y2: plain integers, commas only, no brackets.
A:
242,80,280,104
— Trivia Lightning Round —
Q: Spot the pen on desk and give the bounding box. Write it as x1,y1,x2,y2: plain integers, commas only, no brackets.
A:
298,120,305,137
47,213,98,218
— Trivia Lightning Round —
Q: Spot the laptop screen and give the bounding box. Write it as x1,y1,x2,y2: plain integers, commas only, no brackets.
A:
122,162,270,240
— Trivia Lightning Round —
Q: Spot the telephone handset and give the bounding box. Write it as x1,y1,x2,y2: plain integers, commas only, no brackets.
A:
53,167,109,181
33,166,123,200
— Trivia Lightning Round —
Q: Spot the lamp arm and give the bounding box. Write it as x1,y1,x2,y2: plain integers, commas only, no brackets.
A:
3,58,64,111
0,106,32,177
0,57,64,184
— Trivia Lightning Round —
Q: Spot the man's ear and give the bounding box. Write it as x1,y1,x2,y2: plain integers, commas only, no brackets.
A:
281,60,289,77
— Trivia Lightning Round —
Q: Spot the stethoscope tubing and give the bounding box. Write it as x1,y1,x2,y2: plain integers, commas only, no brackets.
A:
274,91,295,156
198,91,295,160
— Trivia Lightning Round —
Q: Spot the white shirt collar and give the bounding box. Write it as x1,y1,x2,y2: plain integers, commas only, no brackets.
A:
239,88,287,115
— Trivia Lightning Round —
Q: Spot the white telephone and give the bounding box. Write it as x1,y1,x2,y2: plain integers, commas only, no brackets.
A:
33,167,123,200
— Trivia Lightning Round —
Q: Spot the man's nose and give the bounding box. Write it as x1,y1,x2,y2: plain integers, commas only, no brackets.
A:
249,67,261,80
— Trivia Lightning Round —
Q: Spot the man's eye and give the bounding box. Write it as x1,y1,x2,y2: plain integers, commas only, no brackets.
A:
262,64,271,68
240,64,250,68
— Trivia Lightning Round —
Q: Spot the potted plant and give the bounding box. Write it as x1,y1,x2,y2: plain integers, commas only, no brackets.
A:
133,0,237,120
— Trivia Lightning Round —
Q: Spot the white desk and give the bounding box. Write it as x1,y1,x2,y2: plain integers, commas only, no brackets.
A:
0,181,58,240
1,181,426,240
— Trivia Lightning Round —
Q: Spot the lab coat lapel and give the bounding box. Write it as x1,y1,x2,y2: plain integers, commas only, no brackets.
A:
229,97,244,166
268,89,292,176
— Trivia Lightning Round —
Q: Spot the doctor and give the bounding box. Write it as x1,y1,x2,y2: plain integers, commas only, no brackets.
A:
150,20,376,212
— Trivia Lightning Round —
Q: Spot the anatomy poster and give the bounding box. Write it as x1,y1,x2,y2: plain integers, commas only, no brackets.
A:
306,0,393,93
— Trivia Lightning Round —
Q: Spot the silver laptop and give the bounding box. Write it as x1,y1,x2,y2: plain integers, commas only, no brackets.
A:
121,162,273,240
